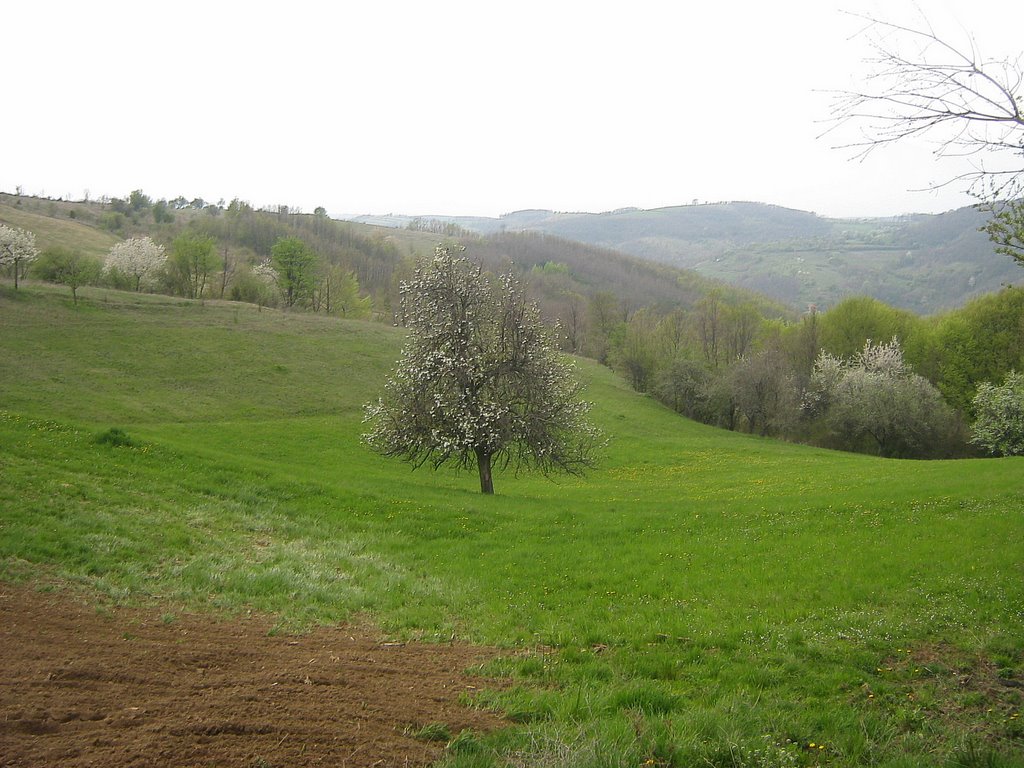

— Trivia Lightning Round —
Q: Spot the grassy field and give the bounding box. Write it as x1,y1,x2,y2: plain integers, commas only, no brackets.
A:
1,283,1022,767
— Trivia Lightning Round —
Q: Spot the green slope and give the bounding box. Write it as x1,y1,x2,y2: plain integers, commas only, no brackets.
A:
1,284,1022,767
0,201,120,259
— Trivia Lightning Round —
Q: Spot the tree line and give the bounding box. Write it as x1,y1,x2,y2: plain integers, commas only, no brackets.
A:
584,288,1023,458
0,221,374,319
0,193,407,316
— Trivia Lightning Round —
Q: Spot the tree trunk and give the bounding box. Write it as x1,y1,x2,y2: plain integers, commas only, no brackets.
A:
475,448,494,495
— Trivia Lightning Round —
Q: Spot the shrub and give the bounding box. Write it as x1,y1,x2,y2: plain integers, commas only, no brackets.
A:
806,338,964,457
99,212,125,232
971,371,1024,456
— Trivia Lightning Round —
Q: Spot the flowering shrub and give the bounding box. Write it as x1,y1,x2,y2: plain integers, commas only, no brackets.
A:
806,338,961,457
971,371,1024,456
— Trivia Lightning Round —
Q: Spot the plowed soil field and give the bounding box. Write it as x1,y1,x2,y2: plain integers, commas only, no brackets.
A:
0,584,506,767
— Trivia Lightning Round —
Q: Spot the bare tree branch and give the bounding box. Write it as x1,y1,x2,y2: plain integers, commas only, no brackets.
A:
826,11,1024,199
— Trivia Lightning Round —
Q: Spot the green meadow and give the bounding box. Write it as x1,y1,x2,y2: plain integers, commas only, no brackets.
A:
2,283,1022,767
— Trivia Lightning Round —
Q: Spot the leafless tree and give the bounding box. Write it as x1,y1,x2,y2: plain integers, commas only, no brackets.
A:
218,246,236,299
830,12,1024,265
829,12,1023,199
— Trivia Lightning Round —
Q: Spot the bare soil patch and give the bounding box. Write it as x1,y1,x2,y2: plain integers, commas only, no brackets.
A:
0,583,506,767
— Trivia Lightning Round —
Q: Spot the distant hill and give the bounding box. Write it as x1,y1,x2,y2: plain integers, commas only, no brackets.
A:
349,202,1022,314
464,230,788,321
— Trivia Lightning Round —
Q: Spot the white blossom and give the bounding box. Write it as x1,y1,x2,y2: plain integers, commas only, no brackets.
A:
106,236,166,291
805,337,958,457
363,246,602,493
971,371,1024,456
0,224,39,289
252,260,277,283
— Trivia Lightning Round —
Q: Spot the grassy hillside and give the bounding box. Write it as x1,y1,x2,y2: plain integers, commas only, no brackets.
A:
1,284,1022,767
0,201,120,259
468,231,788,321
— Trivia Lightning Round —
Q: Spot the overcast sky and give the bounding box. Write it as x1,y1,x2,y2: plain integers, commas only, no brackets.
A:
5,0,1022,219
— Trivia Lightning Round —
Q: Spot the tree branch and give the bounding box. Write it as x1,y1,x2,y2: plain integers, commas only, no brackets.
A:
826,12,1024,198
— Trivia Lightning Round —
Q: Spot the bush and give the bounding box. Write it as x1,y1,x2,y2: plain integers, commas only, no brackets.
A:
806,338,964,458
653,357,712,421
971,371,1024,456
99,212,125,232
230,268,277,308
31,247,103,304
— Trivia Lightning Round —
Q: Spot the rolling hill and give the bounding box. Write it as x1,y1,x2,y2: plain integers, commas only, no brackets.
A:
350,202,1022,314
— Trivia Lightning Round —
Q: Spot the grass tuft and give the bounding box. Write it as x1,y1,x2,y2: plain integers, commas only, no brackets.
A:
409,722,452,742
93,427,136,447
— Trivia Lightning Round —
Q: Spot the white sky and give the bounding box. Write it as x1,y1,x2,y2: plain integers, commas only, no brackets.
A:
4,0,1022,219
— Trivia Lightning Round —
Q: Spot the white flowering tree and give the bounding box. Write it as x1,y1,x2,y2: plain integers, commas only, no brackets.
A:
363,246,602,494
806,337,959,457
0,224,39,289
971,371,1024,456
251,260,276,282
106,236,166,291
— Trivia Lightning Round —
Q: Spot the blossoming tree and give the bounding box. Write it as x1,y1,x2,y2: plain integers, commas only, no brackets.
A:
105,236,166,291
363,246,602,494
971,371,1024,456
806,337,959,457
0,224,39,289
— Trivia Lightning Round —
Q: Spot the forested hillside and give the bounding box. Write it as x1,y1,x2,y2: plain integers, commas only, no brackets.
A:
353,202,1021,313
